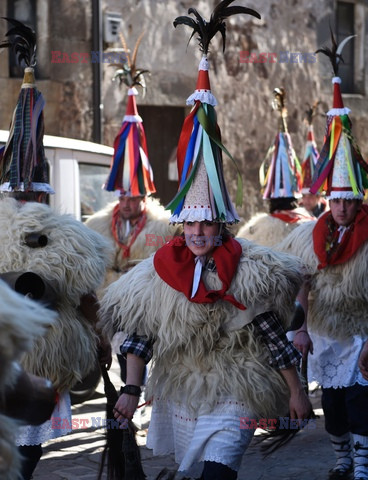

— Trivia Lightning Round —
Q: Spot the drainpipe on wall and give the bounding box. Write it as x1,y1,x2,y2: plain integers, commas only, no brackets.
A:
92,0,102,144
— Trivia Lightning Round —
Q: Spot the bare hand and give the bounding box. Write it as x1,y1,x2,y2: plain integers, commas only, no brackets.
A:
113,393,140,428
289,387,313,423
293,331,313,360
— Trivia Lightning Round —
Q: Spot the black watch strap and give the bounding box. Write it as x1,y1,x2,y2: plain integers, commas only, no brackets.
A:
120,384,142,397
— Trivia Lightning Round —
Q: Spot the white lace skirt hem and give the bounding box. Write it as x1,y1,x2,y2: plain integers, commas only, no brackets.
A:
146,397,255,478
16,392,72,446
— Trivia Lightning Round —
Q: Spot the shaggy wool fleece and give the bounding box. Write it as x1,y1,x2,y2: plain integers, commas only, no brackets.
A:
85,197,182,288
0,279,56,480
237,209,315,247
0,198,112,392
99,237,304,419
277,221,368,340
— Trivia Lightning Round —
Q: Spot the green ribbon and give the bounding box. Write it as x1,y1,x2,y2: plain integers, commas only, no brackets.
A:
166,156,199,212
197,104,243,207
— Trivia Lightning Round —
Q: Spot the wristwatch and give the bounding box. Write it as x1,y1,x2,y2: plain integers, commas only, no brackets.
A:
120,384,142,397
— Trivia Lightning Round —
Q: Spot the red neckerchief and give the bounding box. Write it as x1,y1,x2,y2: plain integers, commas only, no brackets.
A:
271,210,315,223
111,204,147,259
153,236,246,310
313,204,368,269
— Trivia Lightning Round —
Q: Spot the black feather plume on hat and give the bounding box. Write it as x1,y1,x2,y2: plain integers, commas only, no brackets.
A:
315,26,355,76
0,17,37,68
173,0,261,54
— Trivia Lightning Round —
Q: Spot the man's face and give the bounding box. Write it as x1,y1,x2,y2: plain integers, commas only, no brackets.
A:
118,195,145,221
302,193,319,212
329,198,362,226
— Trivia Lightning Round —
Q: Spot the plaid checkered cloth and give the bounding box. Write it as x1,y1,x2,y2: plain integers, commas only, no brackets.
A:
253,311,301,369
120,333,153,364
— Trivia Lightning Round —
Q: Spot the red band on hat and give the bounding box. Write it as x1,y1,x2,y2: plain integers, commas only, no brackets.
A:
333,81,344,109
307,128,314,142
196,69,211,91
125,94,139,116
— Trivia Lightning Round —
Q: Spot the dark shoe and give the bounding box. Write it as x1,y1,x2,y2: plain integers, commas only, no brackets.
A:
328,464,353,479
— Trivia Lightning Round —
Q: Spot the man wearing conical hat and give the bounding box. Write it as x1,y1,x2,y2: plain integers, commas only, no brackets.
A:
85,33,180,290
277,32,368,480
237,87,315,247
85,35,181,407
98,4,312,479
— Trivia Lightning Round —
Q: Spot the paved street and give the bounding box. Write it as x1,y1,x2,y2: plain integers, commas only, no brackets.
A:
31,361,334,480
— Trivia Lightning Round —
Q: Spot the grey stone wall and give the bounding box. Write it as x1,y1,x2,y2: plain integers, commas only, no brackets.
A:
0,0,93,140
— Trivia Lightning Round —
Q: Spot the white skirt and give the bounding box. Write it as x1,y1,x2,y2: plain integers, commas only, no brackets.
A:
16,392,72,446
308,333,368,389
146,396,255,478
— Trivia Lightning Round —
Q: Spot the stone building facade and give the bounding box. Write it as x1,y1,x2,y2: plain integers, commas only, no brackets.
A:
0,0,367,221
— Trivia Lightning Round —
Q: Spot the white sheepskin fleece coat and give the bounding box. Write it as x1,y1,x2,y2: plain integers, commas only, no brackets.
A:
0,280,56,480
85,197,182,288
99,237,304,419
237,208,315,247
0,198,112,392
277,221,368,340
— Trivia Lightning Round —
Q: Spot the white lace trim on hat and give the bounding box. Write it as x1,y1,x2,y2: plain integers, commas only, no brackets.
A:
186,90,218,107
170,206,215,223
0,182,55,194
170,206,238,224
327,107,351,116
270,188,302,199
327,191,363,200
123,114,143,122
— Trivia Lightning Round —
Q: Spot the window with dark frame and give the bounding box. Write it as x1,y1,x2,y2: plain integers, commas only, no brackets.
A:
336,1,355,93
7,0,37,78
